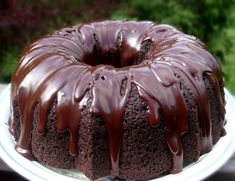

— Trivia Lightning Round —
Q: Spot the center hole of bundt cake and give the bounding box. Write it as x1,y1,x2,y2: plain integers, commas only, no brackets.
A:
81,34,152,68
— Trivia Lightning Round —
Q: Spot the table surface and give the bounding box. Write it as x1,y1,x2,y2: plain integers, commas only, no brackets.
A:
0,83,235,181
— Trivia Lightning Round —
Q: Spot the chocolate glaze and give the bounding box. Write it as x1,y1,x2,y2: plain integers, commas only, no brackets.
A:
9,20,226,176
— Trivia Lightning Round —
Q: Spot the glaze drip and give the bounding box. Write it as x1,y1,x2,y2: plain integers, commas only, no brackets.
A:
10,21,226,176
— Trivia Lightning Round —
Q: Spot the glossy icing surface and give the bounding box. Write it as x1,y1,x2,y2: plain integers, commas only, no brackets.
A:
9,20,225,176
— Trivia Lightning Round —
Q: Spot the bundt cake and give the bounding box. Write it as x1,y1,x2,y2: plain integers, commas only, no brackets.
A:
9,20,226,180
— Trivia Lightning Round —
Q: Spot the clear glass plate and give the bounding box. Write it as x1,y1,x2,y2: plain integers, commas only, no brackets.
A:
1,84,235,181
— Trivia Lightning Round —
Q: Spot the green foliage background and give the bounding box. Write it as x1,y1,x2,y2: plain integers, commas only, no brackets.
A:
1,0,235,92
113,0,233,63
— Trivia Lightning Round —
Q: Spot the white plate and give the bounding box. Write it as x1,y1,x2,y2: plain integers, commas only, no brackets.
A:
1,84,235,181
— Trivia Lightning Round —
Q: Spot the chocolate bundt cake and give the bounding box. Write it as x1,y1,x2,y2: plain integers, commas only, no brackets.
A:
9,20,226,180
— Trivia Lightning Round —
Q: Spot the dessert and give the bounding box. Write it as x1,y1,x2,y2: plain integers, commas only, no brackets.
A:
9,20,226,180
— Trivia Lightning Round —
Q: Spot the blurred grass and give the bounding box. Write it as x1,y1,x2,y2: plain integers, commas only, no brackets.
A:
222,29,235,93
0,48,19,82
222,10,235,93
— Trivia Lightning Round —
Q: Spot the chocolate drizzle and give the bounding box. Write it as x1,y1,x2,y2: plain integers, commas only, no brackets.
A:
9,21,226,177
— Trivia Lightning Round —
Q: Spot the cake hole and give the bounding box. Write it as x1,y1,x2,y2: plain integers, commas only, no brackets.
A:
101,76,105,80
80,30,152,68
